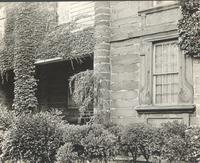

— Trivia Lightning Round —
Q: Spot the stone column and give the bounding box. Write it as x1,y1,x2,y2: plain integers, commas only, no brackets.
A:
94,1,111,120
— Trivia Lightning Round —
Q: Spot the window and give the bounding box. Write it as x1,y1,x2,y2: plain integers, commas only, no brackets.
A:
57,1,94,29
153,40,179,105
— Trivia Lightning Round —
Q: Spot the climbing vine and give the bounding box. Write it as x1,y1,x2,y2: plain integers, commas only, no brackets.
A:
178,0,200,57
0,2,94,113
12,2,57,113
37,24,94,61
0,4,16,79
69,70,110,124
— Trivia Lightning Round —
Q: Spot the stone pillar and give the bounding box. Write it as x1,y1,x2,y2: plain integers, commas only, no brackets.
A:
94,2,111,119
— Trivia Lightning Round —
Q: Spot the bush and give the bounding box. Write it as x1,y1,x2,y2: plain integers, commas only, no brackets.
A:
57,124,90,162
0,105,17,131
184,127,200,162
82,124,118,162
160,121,191,162
120,123,158,163
56,123,118,163
1,111,66,163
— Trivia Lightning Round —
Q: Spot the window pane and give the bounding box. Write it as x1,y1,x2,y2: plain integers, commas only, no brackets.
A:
153,41,179,104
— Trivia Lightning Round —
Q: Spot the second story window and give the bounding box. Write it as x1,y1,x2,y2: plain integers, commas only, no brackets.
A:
153,40,179,105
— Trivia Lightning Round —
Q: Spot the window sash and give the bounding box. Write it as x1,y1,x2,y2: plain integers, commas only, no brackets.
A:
152,40,179,105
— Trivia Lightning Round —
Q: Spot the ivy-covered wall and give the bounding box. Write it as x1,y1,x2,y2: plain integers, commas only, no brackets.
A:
0,2,95,112
0,5,16,76
37,25,94,61
178,0,200,57
12,2,58,113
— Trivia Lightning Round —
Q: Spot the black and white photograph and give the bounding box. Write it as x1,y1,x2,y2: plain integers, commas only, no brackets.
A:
0,0,198,162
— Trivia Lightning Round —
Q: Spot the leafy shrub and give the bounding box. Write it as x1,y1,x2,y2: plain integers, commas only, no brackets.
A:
57,124,90,162
82,124,118,162
120,123,158,163
56,143,79,163
184,127,200,162
1,111,66,163
57,123,118,163
0,105,17,131
160,121,190,162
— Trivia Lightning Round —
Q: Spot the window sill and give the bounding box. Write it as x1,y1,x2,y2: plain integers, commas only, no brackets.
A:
138,2,179,16
136,105,196,114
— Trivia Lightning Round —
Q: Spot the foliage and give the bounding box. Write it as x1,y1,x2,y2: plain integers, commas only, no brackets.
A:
81,124,118,162
56,143,79,163
120,123,158,163
160,121,191,162
37,23,94,61
184,127,200,162
0,4,16,77
0,105,17,131
57,123,118,163
69,70,108,122
178,0,200,57
12,2,57,113
1,111,65,163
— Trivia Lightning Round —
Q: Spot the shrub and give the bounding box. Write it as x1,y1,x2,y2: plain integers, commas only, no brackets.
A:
56,143,79,163
0,105,17,131
57,123,118,163
57,124,90,162
160,121,190,162
120,123,158,163
184,127,200,162
1,111,65,163
82,124,118,162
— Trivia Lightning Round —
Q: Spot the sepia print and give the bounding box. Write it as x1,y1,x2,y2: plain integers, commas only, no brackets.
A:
0,1,198,163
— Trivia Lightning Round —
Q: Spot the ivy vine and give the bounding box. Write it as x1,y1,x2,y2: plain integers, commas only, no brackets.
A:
69,70,110,124
0,2,95,113
0,4,16,79
37,24,94,61
178,0,200,57
12,2,57,113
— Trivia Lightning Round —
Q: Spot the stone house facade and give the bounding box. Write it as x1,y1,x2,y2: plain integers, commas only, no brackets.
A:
0,1,199,126
95,1,200,127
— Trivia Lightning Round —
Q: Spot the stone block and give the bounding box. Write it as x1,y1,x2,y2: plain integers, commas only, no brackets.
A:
111,98,138,108
111,72,138,82
94,56,110,63
146,8,180,26
111,54,139,65
111,80,139,91
94,63,110,73
112,63,139,73
94,49,110,57
111,90,138,100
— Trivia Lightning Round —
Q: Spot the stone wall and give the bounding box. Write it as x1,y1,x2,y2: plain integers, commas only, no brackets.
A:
104,1,199,126
191,58,200,126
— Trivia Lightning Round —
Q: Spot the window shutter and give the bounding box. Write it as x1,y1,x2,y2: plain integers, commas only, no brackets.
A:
178,53,193,104
139,41,152,105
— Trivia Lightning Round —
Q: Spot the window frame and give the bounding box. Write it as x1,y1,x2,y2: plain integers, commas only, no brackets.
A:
152,39,180,105
137,34,195,113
